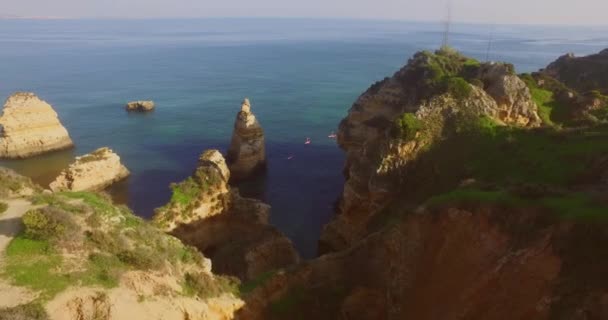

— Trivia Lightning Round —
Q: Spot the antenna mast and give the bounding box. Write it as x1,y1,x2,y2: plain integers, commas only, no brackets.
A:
486,31,493,61
441,2,452,48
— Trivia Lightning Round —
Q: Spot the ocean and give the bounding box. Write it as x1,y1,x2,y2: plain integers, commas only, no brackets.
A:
1,18,607,258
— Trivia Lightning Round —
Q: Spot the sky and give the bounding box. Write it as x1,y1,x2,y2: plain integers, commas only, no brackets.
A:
2,0,607,26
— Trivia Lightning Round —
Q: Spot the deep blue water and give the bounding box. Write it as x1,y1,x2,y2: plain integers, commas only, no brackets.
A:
1,18,607,258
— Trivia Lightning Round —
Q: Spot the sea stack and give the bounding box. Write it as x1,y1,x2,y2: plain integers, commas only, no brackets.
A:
0,92,74,158
226,98,266,180
125,100,155,112
50,147,130,192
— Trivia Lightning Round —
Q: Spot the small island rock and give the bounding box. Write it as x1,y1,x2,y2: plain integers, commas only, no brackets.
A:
126,100,155,112
0,92,74,158
50,147,130,192
226,98,266,180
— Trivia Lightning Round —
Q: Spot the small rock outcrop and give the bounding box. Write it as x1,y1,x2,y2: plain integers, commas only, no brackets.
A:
226,98,266,180
126,100,155,112
49,147,130,192
478,63,542,126
0,92,74,158
154,149,299,281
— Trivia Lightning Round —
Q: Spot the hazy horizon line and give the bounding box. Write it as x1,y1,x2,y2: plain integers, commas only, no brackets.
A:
1,15,608,28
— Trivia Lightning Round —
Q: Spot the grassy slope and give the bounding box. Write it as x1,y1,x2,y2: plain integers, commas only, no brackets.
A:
427,189,608,220
1,191,239,307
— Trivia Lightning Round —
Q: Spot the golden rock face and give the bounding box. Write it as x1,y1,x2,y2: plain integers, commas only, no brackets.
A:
0,92,74,159
49,147,130,192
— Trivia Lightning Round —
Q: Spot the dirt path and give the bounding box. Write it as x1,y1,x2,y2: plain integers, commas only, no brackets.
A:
0,198,38,308
0,198,33,257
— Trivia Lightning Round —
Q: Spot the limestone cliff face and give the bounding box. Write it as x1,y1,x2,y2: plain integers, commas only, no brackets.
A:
238,204,608,320
478,63,541,126
49,147,130,192
154,149,299,280
0,92,74,158
172,192,301,281
320,50,541,253
227,98,266,180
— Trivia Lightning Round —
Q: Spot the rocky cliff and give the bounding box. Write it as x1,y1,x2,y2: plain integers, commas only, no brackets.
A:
320,49,541,253
237,199,608,320
226,98,266,180
238,47,608,320
0,92,74,158
154,149,299,281
49,147,130,192
543,49,608,95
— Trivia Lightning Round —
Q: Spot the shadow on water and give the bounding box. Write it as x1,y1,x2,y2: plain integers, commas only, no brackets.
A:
235,141,344,258
107,137,225,218
0,149,76,188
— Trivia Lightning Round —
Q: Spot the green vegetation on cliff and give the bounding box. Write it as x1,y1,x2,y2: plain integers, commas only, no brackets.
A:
520,72,608,126
383,111,608,224
2,191,235,302
0,168,39,198
520,73,570,126
401,48,480,102
394,113,423,140
427,188,608,220
0,302,48,320
153,163,226,229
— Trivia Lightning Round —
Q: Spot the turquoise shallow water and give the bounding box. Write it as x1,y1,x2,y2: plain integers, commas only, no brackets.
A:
1,18,607,257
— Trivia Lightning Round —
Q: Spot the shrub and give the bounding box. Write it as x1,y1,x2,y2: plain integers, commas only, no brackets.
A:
117,248,163,270
469,78,484,88
180,245,207,266
85,229,128,254
29,194,86,214
0,302,49,320
442,76,472,100
0,201,7,215
22,208,76,240
240,270,277,295
84,253,124,288
183,272,240,299
395,113,423,140
169,178,200,206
